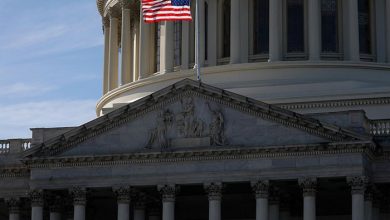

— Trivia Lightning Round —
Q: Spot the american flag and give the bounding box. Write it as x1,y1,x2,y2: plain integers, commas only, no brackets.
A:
141,0,192,23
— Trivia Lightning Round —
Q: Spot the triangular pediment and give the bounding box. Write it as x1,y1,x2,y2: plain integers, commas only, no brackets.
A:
24,79,368,158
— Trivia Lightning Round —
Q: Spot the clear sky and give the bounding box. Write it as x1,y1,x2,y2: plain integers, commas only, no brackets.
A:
0,0,103,139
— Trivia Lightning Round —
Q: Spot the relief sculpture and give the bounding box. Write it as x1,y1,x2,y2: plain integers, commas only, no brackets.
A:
145,97,226,149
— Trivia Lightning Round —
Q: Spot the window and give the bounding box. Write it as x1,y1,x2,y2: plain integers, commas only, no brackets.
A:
174,21,182,67
286,0,304,53
358,0,371,54
222,0,231,58
253,0,269,54
321,0,339,53
155,23,161,72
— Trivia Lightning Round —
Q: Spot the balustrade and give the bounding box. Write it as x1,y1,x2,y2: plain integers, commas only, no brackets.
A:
0,139,32,155
370,120,390,136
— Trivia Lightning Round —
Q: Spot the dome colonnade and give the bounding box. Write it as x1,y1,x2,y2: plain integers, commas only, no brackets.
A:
96,0,390,116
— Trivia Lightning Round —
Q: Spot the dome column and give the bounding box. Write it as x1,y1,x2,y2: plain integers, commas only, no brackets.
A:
139,6,152,79
159,21,175,74
308,0,321,61
230,0,241,64
102,17,110,94
108,9,120,90
386,0,390,63
343,0,360,61
120,1,133,85
269,0,282,62
207,0,218,66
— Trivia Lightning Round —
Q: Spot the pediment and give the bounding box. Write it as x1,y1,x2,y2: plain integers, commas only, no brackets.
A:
24,79,367,158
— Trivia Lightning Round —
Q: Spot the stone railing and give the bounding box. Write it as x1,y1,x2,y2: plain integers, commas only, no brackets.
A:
370,120,390,136
0,139,32,155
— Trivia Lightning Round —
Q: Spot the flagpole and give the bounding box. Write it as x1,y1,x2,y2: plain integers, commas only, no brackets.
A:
194,0,201,82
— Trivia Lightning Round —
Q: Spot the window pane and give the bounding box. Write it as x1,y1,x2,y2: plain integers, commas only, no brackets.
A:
287,0,304,53
253,0,269,54
155,24,161,72
321,0,338,52
174,21,182,67
358,0,371,54
223,0,231,57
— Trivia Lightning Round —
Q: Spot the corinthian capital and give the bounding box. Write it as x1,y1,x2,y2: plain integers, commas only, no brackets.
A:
158,185,177,202
347,176,368,195
299,177,317,196
29,189,44,207
113,186,131,203
5,198,21,214
204,182,223,201
69,187,87,206
120,0,132,9
251,180,269,199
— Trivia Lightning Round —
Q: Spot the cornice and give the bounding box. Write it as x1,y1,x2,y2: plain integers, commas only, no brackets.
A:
97,0,105,16
0,166,29,178
23,141,375,168
25,81,368,158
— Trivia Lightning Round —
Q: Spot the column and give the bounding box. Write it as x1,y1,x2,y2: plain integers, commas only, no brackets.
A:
49,196,62,220
308,0,321,61
6,198,21,220
159,21,174,74
269,188,279,220
230,0,241,64
205,183,222,220
269,0,282,62
108,10,120,90
239,0,249,63
120,1,133,85
299,178,317,220
30,190,44,220
181,21,190,69
114,186,131,220
158,185,176,220
207,0,218,66
198,0,205,67
70,187,87,220
134,198,146,220
386,0,390,63
364,189,373,220
251,181,269,220
348,176,366,220
133,22,140,81
102,17,110,94
344,0,360,61
139,9,152,79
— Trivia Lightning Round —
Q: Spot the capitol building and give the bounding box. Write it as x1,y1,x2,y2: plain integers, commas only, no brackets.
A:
0,0,390,220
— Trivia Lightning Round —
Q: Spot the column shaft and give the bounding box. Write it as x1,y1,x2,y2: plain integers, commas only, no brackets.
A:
303,196,316,220
344,0,360,61
269,0,282,61
32,207,43,220
256,198,268,220
386,0,390,63
139,12,152,79
103,19,110,94
209,200,221,220
364,200,372,220
108,16,119,90
9,214,20,220
50,212,61,220
133,23,140,81
74,204,85,220
352,194,365,220
181,21,190,69
269,203,279,220
160,21,174,73
118,203,129,220
121,7,132,84
207,0,218,66
230,0,241,64
308,0,321,60
162,201,174,220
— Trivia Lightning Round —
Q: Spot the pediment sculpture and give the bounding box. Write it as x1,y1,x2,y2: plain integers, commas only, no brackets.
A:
145,97,226,150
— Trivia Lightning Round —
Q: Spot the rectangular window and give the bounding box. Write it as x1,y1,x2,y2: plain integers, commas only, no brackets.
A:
321,0,339,53
155,23,161,72
253,0,269,54
286,0,304,53
223,0,231,58
358,0,371,54
174,21,182,67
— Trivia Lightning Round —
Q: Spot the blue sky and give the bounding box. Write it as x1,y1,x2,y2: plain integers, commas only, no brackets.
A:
0,0,104,138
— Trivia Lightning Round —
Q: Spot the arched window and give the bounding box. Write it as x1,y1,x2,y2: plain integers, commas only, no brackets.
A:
222,0,231,58
286,0,305,53
358,0,371,54
321,0,339,53
253,0,269,54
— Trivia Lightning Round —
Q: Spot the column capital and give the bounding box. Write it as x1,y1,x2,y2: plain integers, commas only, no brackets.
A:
158,185,177,202
108,7,121,19
120,0,133,9
269,187,280,205
103,17,110,27
347,176,368,195
113,186,132,204
69,186,87,206
5,197,21,214
251,180,269,199
299,177,317,196
204,182,223,201
29,189,44,207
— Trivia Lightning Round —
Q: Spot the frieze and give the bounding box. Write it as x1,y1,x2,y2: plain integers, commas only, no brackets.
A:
25,79,366,158
23,141,375,168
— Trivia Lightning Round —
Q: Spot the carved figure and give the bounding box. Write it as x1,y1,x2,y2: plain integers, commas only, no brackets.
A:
177,97,205,138
146,110,173,149
207,103,225,146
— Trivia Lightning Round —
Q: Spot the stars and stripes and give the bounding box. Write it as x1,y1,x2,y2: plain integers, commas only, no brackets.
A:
141,0,192,23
